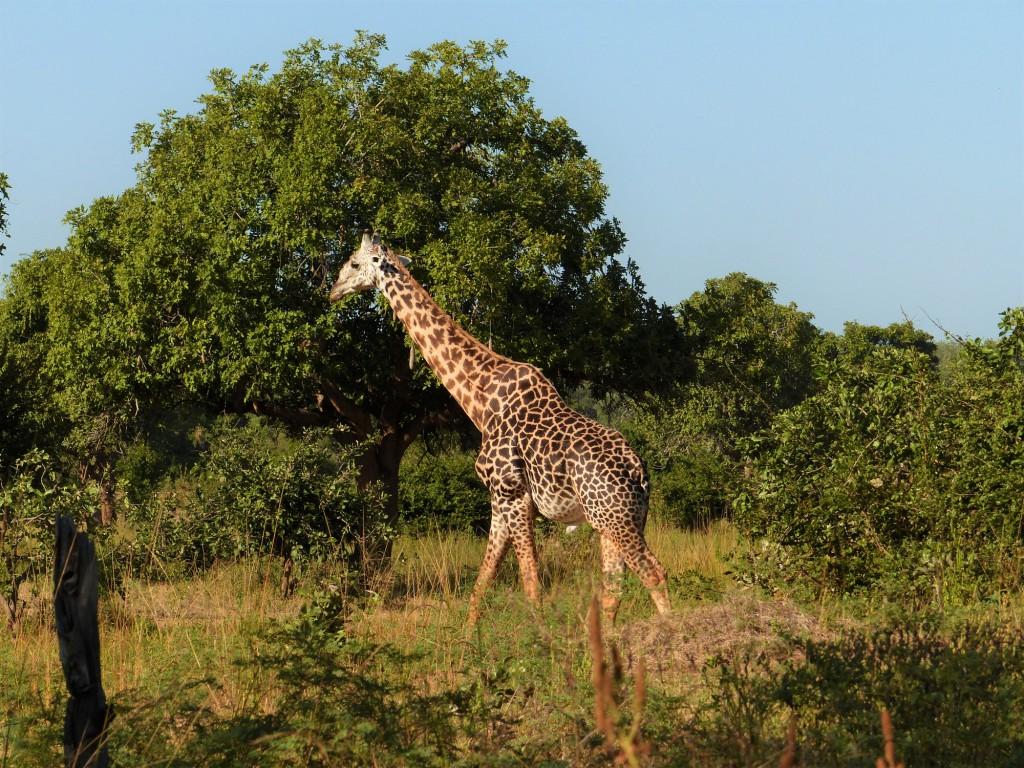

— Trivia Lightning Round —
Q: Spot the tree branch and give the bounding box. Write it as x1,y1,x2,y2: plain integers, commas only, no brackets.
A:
318,378,372,438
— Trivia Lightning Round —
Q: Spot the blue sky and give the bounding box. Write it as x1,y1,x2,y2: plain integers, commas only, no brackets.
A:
2,1,1021,337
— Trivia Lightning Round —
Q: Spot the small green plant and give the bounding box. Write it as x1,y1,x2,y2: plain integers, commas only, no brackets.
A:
650,612,1024,768
398,440,491,534
0,450,94,629
688,650,790,768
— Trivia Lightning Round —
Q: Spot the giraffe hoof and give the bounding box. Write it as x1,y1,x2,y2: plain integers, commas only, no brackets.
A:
651,589,671,616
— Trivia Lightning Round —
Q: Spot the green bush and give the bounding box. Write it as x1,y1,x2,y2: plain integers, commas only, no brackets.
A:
114,406,210,505
787,618,1024,767
735,342,939,593
735,310,1024,599
398,441,491,534
138,416,386,574
925,308,1024,596
671,616,1024,768
0,450,95,627
624,408,734,527
174,591,472,766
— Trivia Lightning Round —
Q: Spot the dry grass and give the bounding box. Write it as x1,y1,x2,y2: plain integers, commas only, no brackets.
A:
352,519,744,646
587,593,651,767
8,520,999,767
619,592,829,679
2,557,305,725
348,520,826,709
0,519,771,701
2,519,827,766
645,517,740,581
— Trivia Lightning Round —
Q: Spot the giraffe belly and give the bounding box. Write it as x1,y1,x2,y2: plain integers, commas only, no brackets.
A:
532,487,586,524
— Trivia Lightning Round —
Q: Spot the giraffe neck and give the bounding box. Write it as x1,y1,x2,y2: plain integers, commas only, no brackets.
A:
376,258,507,431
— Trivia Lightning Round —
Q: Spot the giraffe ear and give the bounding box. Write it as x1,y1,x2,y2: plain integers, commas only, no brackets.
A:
361,231,373,248
397,254,411,267
371,232,382,247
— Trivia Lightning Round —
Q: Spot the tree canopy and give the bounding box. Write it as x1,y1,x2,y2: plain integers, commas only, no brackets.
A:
625,273,818,525
0,35,682,522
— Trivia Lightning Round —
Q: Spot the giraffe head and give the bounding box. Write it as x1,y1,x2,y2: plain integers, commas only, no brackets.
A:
329,232,408,302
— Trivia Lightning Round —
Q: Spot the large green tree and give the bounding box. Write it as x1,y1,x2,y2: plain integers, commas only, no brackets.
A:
675,273,819,443
17,35,681,525
0,252,60,472
0,180,67,480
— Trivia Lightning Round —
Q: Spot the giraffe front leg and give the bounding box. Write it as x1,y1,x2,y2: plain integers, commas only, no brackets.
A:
467,522,511,629
472,437,536,624
599,533,626,623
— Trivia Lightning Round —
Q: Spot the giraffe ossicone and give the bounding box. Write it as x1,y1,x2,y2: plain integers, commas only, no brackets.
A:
329,235,671,626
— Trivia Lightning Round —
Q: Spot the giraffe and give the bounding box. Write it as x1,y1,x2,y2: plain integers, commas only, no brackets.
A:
329,233,670,625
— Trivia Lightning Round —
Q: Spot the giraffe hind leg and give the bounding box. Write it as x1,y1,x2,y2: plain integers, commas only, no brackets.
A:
592,515,670,617
599,532,626,623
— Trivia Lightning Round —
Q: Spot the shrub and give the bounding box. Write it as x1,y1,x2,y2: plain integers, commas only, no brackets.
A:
139,416,386,575
925,308,1024,595
735,310,1024,599
735,343,939,593
787,617,1024,767
398,441,491,534
0,450,95,628
624,408,735,527
176,591,469,766
673,616,1024,768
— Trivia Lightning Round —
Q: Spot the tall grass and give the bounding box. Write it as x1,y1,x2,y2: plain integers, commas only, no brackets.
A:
2,521,737,763
5,520,1021,766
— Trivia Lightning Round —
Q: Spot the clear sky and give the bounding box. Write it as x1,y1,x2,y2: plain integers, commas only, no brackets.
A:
1,1,1021,338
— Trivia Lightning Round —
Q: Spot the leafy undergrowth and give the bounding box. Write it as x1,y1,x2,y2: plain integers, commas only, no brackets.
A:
3,521,1024,766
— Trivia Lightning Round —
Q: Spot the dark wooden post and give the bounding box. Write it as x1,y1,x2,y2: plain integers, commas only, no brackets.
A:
54,516,110,768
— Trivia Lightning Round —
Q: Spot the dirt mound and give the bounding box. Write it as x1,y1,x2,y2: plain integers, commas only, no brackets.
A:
617,592,830,676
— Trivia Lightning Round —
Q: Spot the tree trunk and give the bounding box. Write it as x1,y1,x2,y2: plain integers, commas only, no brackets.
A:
3,576,24,631
80,460,116,527
357,430,406,522
355,428,408,574
352,417,423,581
97,473,115,526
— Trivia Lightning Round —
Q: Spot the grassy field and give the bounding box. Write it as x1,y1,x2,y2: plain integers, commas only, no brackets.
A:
3,519,1023,766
